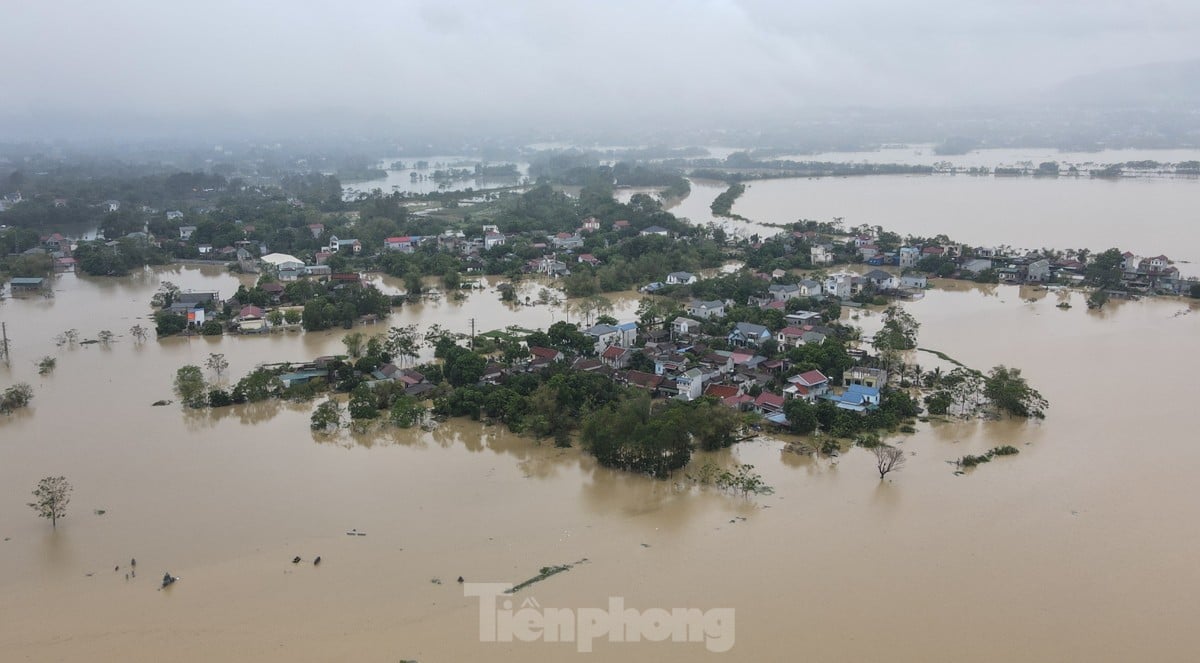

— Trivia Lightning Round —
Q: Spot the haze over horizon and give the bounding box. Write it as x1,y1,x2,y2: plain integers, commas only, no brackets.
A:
3,0,1199,141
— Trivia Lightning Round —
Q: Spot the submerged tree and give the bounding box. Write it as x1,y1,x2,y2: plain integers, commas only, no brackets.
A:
205,353,229,379
310,399,343,431
0,383,34,414
37,356,56,375
97,330,114,346
174,365,207,409
983,366,1048,419
872,444,907,480
129,324,148,345
28,476,72,529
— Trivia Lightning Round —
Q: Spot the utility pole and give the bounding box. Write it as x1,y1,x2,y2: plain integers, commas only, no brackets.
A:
469,318,475,351
1,322,9,367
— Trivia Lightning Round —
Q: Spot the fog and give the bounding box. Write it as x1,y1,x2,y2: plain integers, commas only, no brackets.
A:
2,0,1199,140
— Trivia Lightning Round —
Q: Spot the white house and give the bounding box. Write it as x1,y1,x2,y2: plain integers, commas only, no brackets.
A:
260,252,305,271
666,271,697,285
484,232,506,250
797,279,822,297
768,284,801,301
676,368,705,401
640,225,670,237
671,316,703,337
899,246,920,268
166,210,185,221
179,225,197,240
687,299,725,319
327,236,362,254
811,244,834,265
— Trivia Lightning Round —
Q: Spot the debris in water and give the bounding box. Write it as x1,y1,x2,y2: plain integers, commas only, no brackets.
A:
151,400,173,407
161,573,177,588
94,509,106,515
292,556,301,564
430,578,442,585
314,556,321,565
506,558,589,594
457,576,464,583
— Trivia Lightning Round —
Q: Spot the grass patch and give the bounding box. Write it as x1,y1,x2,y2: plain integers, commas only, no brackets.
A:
506,558,588,594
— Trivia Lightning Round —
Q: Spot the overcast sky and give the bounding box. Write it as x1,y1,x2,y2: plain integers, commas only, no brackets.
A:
3,0,1199,126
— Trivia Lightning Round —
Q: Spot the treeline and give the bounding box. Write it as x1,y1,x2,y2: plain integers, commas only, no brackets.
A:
710,183,746,219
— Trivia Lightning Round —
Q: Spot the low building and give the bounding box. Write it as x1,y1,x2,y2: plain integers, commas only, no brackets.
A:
687,299,725,319
784,369,829,401
824,384,881,412
666,271,697,285
671,316,703,337
728,322,772,347
843,367,888,389
639,225,670,237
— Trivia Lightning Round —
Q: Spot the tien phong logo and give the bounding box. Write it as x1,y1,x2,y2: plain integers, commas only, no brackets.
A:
464,582,735,653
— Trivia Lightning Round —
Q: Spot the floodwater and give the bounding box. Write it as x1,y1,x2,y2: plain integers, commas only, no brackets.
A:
770,144,1200,169
733,174,1200,273
342,156,530,197
2,265,1200,662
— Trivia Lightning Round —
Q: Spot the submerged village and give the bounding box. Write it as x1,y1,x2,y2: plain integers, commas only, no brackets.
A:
1,159,1194,479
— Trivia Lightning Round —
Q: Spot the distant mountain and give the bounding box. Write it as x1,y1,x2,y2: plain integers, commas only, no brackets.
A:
1048,59,1200,108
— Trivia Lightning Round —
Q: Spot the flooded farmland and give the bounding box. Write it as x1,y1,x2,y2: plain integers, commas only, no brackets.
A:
2,263,1199,661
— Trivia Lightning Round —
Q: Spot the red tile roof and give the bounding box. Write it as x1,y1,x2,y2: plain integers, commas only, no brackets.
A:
704,384,739,399
755,392,785,408
529,346,562,360
792,369,828,386
601,346,628,360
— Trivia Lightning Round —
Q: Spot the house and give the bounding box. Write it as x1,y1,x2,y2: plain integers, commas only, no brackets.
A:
859,245,879,260
237,306,268,334
614,321,638,345
580,217,602,232
899,246,920,268
550,232,583,249
843,367,888,389
534,257,570,277
997,265,1024,283
653,353,689,376
198,244,213,255
584,324,621,353
314,251,333,265
824,384,881,412
900,275,928,289
772,326,811,353
797,279,822,297
385,236,415,252
528,346,564,363
54,257,77,273
862,269,898,290
327,236,362,254
1121,251,1141,273
577,253,601,266
676,368,705,401
103,200,120,212
784,369,829,401
671,316,703,337
823,272,854,299
623,370,664,392
484,232,507,250
177,225,197,240
612,219,631,231
305,265,332,278
1144,255,1172,274
687,299,725,319
1026,259,1051,282
754,391,785,414
176,290,219,306
600,346,634,369
785,311,822,325
666,271,697,285
640,225,670,237
768,283,801,301
728,322,772,347
308,223,325,239
167,302,207,326
9,277,47,294
260,252,305,272
811,243,834,265
278,267,303,282
922,246,945,256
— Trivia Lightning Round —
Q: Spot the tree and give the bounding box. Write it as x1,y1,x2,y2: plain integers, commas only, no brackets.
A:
284,309,302,325
37,356,56,375
174,365,207,408
97,330,114,346
983,366,1048,419
872,445,907,480
386,325,420,366
443,345,487,387
205,353,229,379
348,383,379,419
873,305,919,352
0,383,34,414
389,395,426,428
311,399,343,431
342,331,366,358
783,398,818,434
28,476,72,529
130,324,148,344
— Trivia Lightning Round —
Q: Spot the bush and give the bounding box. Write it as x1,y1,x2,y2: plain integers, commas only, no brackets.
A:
0,383,34,414
200,320,223,336
991,445,1020,456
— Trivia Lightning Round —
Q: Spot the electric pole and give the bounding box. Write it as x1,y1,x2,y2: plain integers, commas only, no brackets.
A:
469,318,475,351
1,322,9,367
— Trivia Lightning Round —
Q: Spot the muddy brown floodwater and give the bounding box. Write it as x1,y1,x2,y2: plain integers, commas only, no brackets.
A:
1,265,1199,662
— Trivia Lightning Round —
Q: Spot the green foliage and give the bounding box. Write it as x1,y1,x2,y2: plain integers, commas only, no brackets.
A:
580,393,692,478
37,356,56,375
173,365,207,408
310,399,343,431
925,391,952,415
200,320,223,336
231,368,284,403
389,396,426,428
154,311,188,337
983,366,1048,419
0,383,34,414
782,398,818,434
710,183,746,219
348,384,379,420
442,344,487,387
28,476,72,528
873,305,920,352
1084,248,1124,289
